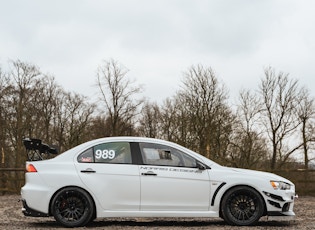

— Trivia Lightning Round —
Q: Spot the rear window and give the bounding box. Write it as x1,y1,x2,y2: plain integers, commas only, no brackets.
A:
77,142,132,164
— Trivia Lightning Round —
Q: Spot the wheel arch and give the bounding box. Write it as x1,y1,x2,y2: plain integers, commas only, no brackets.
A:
219,184,267,218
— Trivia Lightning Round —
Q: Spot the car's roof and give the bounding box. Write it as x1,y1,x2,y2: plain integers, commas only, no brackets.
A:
45,136,219,167
75,136,184,149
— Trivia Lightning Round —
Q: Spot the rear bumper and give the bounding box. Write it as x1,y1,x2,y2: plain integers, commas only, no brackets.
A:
20,199,49,217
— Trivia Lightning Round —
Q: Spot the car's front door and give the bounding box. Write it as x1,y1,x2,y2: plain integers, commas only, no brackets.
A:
75,142,140,211
138,142,211,211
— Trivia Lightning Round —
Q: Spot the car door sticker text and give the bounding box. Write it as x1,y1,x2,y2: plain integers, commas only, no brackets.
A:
80,157,93,162
95,149,116,160
140,166,200,173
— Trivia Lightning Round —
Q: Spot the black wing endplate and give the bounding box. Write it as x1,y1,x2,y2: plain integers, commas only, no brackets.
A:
23,138,58,161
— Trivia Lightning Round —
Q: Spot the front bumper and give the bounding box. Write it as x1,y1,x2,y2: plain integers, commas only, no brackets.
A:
263,190,297,221
267,211,296,221
20,199,49,217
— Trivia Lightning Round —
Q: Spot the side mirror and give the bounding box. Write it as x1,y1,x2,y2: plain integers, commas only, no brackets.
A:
196,161,207,170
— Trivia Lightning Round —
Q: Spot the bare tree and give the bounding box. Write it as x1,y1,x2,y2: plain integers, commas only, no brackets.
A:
157,97,195,147
138,102,161,138
228,89,269,169
1,60,97,157
7,60,41,167
53,91,95,152
88,115,109,139
20,75,60,145
259,67,303,170
0,67,10,166
155,98,178,141
175,65,232,161
96,59,143,136
297,88,315,169
0,60,102,193
2,60,41,191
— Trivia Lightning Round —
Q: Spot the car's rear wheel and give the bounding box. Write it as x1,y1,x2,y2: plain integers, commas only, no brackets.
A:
220,186,264,226
51,187,94,227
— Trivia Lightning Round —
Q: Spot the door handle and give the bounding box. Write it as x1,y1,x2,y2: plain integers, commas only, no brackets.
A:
81,168,96,173
141,171,157,176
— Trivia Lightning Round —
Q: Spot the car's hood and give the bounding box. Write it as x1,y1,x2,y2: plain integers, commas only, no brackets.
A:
222,167,293,185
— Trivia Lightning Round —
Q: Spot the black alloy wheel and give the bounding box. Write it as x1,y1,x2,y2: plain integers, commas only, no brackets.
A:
51,187,94,227
221,186,264,226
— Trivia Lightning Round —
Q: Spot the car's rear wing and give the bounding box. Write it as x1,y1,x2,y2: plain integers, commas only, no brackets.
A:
23,138,58,161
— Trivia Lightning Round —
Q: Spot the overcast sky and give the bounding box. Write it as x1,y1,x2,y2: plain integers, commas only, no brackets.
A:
1,0,314,103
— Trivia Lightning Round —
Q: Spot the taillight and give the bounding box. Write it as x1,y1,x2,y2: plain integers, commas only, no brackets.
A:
26,164,37,172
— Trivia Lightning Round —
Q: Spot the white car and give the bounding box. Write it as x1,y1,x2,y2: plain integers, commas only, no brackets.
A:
21,137,296,227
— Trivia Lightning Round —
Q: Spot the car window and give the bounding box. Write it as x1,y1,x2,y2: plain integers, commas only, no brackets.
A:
77,142,132,164
139,142,197,168
78,148,94,163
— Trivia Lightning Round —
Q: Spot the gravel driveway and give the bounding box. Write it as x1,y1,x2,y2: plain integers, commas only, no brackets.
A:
0,195,314,229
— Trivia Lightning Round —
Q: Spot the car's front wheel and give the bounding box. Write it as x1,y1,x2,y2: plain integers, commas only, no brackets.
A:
220,186,264,226
51,187,95,227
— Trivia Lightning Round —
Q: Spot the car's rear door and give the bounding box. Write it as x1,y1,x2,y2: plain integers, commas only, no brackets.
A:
138,142,211,211
74,141,140,211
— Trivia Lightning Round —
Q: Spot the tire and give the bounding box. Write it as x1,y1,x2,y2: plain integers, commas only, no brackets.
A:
220,186,264,226
51,187,95,227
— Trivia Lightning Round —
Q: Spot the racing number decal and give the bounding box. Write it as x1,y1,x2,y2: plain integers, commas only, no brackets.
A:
95,149,116,160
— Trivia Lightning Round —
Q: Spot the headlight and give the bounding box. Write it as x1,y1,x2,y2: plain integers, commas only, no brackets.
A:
270,181,291,190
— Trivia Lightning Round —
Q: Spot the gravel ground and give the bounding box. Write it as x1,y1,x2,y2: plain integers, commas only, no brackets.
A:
0,195,314,230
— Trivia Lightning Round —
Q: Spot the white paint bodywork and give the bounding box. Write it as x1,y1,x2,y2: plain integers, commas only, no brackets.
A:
21,136,296,220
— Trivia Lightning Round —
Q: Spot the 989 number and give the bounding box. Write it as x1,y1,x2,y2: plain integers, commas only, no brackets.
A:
95,149,115,160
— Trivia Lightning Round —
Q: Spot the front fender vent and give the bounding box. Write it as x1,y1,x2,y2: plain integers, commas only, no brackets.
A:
211,182,226,206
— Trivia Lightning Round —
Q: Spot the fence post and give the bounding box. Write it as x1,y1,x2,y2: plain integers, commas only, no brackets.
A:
1,147,6,195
